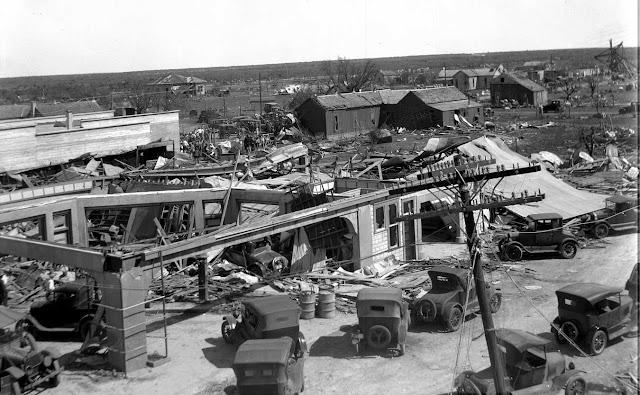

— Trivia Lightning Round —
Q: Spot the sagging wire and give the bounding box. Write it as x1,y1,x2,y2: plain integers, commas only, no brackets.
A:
488,247,640,394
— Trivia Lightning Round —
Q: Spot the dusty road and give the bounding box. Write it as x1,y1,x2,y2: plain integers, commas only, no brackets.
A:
40,233,637,395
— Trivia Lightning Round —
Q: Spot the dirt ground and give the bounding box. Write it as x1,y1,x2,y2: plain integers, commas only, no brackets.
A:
32,92,640,394
36,233,637,395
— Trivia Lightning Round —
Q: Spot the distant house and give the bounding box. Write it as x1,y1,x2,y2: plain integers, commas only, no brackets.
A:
295,91,382,139
520,61,553,72
0,100,104,120
451,66,505,92
434,69,459,86
376,70,402,85
397,86,484,128
490,73,548,107
148,74,208,95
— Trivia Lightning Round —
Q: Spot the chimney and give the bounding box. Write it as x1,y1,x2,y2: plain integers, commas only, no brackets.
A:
31,101,36,117
66,110,73,130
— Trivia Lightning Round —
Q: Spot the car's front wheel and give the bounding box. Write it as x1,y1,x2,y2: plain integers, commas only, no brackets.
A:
594,223,609,239
588,329,607,355
564,375,587,395
505,244,523,261
444,305,463,332
559,242,578,259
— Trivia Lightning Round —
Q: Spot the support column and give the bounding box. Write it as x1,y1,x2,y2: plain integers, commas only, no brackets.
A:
198,259,208,302
102,268,150,373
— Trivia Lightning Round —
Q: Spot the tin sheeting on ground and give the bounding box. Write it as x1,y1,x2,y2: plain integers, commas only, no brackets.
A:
457,136,608,219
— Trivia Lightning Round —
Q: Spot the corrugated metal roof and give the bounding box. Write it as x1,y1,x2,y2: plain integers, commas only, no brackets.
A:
36,100,103,116
315,91,382,110
410,86,468,104
378,89,411,104
495,73,546,92
437,69,460,78
457,136,607,219
0,104,32,120
428,99,484,111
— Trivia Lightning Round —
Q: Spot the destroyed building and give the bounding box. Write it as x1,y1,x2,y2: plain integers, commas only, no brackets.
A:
0,110,179,174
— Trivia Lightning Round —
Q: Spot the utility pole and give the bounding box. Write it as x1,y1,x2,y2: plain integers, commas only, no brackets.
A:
393,156,545,395
259,73,263,119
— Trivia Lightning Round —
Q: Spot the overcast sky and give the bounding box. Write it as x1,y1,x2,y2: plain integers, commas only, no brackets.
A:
0,0,637,78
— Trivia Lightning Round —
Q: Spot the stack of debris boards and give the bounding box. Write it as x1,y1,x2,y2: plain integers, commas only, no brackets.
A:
0,257,80,309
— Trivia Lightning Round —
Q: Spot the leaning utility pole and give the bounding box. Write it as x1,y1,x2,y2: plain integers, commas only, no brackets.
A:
393,156,545,395
258,73,263,119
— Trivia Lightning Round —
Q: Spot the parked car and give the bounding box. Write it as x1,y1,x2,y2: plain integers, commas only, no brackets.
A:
543,100,564,113
0,306,62,394
222,242,289,278
18,281,101,340
221,295,307,357
410,266,501,332
351,288,409,356
498,213,579,261
618,101,639,114
454,328,587,395
233,337,304,395
580,195,639,239
552,282,633,355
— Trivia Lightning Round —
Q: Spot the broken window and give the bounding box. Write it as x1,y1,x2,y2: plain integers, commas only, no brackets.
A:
420,202,454,242
53,211,71,244
375,206,385,230
388,203,399,248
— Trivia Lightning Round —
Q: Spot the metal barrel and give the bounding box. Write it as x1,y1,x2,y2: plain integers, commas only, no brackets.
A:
316,285,336,318
299,291,316,320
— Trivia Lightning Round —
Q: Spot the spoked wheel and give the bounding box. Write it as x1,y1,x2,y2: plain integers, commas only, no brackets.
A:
589,329,607,355
559,242,578,259
221,320,233,344
490,293,502,313
560,321,579,343
366,325,391,349
505,244,523,261
593,223,609,239
416,299,437,322
564,375,587,395
445,305,463,332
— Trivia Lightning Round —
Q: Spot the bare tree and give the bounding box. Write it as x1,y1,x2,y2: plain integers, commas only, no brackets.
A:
559,79,579,102
127,83,162,114
586,75,599,98
578,126,597,156
320,57,379,94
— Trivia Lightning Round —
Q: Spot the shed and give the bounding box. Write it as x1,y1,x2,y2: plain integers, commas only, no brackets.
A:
294,91,382,140
397,86,483,128
490,73,547,107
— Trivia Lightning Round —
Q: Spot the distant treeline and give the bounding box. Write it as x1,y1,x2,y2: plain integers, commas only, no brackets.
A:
0,47,636,106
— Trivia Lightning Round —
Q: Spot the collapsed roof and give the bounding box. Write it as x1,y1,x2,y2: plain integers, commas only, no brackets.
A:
456,136,607,219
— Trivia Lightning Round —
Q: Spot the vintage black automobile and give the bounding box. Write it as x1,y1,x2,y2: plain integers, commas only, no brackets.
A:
455,328,587,395
233,337,304,395
498,213,579,261
410,266,501,332
221,295,307,357
543,100,564,113
18,281,100,341
0,306,62,394
222,242,289,277
580,195,639,239
552,282,633,355
351,288,409,356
